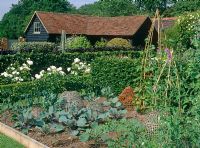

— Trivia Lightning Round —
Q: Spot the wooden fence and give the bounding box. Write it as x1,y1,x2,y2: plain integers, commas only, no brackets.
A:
0,38,8,50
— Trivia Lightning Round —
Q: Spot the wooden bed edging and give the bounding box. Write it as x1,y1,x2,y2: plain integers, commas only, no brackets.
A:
0,122,49,148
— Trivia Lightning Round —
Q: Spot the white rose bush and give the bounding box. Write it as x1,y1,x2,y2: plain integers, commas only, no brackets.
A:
34,66,65,80
0,58,66,85
0,58,33,84
67,58,91,76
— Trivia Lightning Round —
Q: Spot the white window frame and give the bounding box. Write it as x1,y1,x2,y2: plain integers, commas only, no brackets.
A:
33,22,41,34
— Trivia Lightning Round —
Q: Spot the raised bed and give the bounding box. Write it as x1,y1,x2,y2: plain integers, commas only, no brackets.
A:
0,122,49,148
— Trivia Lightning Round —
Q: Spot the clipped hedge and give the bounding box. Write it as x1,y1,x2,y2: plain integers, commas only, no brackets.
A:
11,42,57,52
0,75,93,103
107,38,132,48
92,57,141,95
0,51,142,74
0,77,65,103
65,36,92,50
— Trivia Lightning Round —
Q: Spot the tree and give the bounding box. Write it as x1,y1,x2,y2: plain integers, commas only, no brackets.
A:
163,0,200,16
77,0,139,17
0,0,75,39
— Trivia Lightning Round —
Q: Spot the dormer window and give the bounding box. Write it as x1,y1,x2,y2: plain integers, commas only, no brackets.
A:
34,22,41,34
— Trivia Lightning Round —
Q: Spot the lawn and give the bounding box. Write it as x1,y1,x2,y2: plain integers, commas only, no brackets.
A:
0,133,24,148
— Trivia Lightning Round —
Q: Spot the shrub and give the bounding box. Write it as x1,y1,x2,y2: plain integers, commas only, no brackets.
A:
80,119,146,147
0,75,66,104
67,58,91,76
11,42,56,52
95,38,107,48
107,38,132,48
0,58,33,84
0,74,93,104
0,51,142,74
163,0,200,17
65,36,92,50
175,11,200,48
92,56,141,95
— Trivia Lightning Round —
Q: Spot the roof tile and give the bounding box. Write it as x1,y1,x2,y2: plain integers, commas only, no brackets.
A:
35,11,148,36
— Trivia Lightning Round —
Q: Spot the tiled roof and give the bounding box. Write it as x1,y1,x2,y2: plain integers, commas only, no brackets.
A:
29,11,149,36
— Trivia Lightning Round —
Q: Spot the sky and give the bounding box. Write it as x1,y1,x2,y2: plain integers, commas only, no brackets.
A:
0,0,96,20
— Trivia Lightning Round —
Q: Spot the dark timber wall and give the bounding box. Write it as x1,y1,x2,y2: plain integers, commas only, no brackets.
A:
132,17,158,46
25,15,49,42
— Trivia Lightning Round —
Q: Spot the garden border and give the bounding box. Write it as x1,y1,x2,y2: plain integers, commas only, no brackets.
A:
0,122,49,148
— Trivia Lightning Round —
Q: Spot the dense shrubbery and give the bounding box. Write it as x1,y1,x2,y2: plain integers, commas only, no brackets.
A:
0,74,66,103
0,50,141,74
92,56,141,95
165,11,200,49
107,38,132,48
0,74,93,104
65,36,92,50
11,42,56,52
164,0,200,17
94,38,107,48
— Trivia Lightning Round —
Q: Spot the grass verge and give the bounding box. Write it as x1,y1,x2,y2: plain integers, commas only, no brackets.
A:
0,133,24,148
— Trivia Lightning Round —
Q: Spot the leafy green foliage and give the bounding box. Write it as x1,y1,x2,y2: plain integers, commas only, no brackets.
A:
80,119,146,147
164,0,200,16
77,0,139,17
0,74,66,105
107,38,132,48
67,58,91,76
92,56,141,95
65,36,92,50
0,50,141,74
12,88,126,135
167,11,200,49
11,42,56,52
95,38,107,48
0,0,75,38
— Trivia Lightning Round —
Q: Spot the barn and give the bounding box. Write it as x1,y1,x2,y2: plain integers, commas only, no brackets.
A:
24,11,158,46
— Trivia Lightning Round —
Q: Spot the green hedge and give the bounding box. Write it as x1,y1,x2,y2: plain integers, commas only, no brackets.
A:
0,75,92,103
92,57,141,95
0,51,142,74
11,42,56,52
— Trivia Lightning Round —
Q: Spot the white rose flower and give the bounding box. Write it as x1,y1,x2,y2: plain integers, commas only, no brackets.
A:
19,78,24,82
27,60,33,65
12,71,17,75
40,70,45,74
1,72,8,77
23,63,27,67
57,67,62,71
24,66,30,70
35,74,42,79
60,71,65,75
74,58,80,63
15,77,19,81
85,68,91,73
8,74,13,78
19,67,24,71
11,67,15,70
50,66,56,70
67,68,71,72
47,68,51,71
